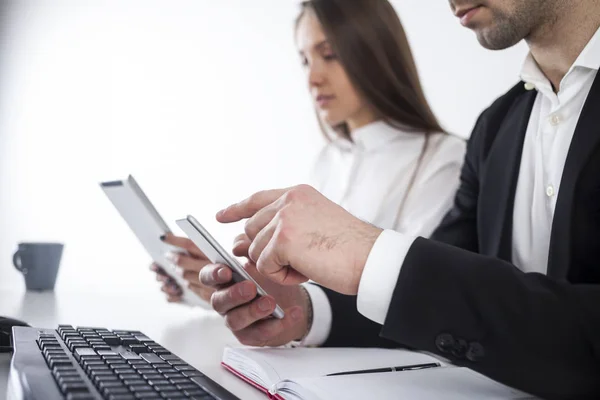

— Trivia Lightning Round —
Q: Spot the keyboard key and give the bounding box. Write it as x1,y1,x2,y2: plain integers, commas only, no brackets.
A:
148,379,170,386
121,339,139,346
49,359,73,368
124,379,147,386
44,349,66,359
106,360,129,366
42,344,63,352
104,355,124,361
153,384,177,392
183,388,209,397
99,381,126,390
109,395,136,400
159,355,181,361
54,370,81,381
162,373,184,379
75,348,97,360
60,381,89,394
92,345,112,351
58,376,85,385
120,351,142,360
134,335,153,342
70,343,90,352
91,370,115,379
176,383,200,391
140,353,164,364
142,373,164,380
87,365,111,374
134,393,161,399
173,365,196,372
168,378,189,385
113,368,136,375
166,360,188,366
129,345,148,354
103,387,131,396
98,350,118,356
159,391,186,399
132,365,155,371
156,368,177,374
183,371,205,378
150,363,170,369
83,361,106,368
66,393,95,400
53,365,78,374
93,375,119,386
103,336,122,345
119,373,141,381
128,360,148,365
129,384,155,392
80,355,101,362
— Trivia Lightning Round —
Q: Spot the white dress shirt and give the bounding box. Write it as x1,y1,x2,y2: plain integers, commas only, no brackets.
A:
301,120,466,345
340,26,600,332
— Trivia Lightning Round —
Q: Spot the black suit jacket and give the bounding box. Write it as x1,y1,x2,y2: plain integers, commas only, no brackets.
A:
318,76,600,399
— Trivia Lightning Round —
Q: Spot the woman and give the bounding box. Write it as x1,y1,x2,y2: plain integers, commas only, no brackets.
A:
153,0,465,304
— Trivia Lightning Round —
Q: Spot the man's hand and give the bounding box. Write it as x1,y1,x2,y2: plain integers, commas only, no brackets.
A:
150,233,215,303
217,185,382,295
200,234,310,347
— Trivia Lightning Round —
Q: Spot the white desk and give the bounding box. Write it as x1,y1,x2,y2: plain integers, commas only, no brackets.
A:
0,288,264,400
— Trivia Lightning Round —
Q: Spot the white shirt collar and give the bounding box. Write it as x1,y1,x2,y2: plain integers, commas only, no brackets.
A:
520,25,600,91
331,120,414,152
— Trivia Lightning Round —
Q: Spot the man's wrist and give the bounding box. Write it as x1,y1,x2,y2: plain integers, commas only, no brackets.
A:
351,224,384,295
295,285,313,341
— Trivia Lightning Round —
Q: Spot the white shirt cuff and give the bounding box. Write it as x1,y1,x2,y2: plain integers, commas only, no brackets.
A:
357,230,416,324
298,283,332,347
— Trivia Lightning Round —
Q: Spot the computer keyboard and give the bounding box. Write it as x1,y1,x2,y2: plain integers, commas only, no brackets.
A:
7,325,239,400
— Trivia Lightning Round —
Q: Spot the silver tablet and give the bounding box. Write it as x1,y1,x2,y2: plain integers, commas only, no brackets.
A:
176,215,285,319
100,175,210,308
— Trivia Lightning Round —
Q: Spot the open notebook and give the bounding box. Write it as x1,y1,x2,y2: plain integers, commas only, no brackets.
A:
222,347,536,400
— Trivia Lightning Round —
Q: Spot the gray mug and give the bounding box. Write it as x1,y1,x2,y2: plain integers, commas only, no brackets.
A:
13,243,64,291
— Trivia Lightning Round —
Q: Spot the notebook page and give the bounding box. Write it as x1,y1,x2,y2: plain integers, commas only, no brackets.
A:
223,347,443,386
277,366,537,400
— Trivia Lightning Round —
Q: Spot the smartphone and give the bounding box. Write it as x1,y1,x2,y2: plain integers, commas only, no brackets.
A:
176,215,285,319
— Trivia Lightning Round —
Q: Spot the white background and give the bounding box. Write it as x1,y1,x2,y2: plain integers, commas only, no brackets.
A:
0,0,527,295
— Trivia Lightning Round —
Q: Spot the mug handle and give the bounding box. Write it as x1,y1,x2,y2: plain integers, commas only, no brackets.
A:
13,250,24,272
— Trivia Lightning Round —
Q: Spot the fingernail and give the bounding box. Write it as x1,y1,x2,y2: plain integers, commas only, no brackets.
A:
216,209,225,219
174,266,184,277
258,297,272,312
165,252,179,264
160,235,166,241
217,267,229,281
291,308,302,321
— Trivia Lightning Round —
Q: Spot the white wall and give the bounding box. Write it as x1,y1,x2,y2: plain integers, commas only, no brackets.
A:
0,0,528,295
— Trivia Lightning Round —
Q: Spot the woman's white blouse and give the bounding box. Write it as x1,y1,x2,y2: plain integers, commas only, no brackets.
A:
309,120,466,238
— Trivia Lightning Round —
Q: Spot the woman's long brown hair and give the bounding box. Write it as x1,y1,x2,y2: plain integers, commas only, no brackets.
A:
296,0,444,139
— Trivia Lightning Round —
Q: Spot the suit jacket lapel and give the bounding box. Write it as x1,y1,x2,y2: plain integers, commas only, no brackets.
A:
548,73,600,279
479,89,536,261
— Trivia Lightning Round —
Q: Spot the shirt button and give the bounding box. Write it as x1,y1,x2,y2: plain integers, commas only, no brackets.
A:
524,82,536,91
549,114,561,126
546,185,555,197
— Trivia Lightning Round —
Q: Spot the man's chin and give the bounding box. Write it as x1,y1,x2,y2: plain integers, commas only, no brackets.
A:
474,29,522,51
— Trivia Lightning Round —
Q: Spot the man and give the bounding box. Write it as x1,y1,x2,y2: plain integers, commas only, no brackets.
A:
201,0,600,398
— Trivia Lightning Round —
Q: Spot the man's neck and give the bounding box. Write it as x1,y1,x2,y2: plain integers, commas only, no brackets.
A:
526,1,600,91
